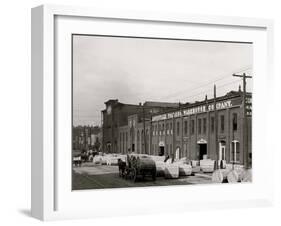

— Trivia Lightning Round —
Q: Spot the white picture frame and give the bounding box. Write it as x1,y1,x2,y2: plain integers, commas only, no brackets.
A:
31,4,274,221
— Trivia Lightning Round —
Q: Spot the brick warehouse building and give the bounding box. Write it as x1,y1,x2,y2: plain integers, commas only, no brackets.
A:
101,99,180,153
102,89,252,166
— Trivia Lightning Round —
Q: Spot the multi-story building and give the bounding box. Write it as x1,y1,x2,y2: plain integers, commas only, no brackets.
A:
101,99,179,153
102,89,252,166
72,126,102,151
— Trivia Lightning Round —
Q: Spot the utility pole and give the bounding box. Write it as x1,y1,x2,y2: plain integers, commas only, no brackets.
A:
142,104,147,154
214,84,219,169
232,73,252,169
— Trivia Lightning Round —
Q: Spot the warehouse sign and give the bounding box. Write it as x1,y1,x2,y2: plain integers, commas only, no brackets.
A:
152,99,242,122
246,97,252,116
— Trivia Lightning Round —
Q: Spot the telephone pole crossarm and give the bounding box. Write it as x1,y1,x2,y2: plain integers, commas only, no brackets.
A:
232,73,252,79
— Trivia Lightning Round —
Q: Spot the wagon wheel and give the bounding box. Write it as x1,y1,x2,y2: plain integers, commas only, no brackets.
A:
132,168,137,182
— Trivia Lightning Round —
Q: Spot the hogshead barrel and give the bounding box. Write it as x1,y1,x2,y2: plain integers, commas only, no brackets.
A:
130,156,157,181
134,156,156,172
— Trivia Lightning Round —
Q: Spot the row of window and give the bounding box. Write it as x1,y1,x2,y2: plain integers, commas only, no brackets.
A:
119,114,238,145
119,130,149,147
151,113,238,136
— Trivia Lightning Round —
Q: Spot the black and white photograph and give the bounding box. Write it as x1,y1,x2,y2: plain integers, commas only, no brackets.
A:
72,34,253,190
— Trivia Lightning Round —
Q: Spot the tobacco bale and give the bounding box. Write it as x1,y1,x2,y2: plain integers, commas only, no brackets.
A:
212,169,229,183
173,160,192,176
166,158,173,164
179,165,192,176
192,166,201,173
155,161,166,176
241,169,252,182
227,170,239,183
200,159,215,173
106,156,119,165
177,157,191,165
164,164,179,179
212,170,223,183
191,160,199,167
93,155,102,164
150,155,166,162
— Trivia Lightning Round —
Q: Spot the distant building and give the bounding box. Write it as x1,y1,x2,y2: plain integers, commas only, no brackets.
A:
102,89,252,167
72,126,101,151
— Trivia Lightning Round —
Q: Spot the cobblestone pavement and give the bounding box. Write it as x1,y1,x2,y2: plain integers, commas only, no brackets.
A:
72,163,214,190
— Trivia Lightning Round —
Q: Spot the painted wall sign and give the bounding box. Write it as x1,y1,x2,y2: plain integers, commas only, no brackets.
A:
159,141,165,146
152,97,245,122
197,138,207,144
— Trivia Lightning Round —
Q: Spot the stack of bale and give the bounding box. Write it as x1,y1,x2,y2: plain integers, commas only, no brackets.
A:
155,161,166,176
164,162,179,179
156,157,192,179
191,160,200,173
151,155,166,177
174,157,192,176
200,155,215,173
93,155,103,165
212,164,252,183
106,154,126,166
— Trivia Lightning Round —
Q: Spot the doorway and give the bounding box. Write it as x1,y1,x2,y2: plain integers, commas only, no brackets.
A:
198,143,207,160
219,141,226,161
132,143,135,153
159,146,164,156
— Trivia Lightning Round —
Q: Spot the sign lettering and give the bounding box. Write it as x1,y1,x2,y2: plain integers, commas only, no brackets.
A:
152,99,243,122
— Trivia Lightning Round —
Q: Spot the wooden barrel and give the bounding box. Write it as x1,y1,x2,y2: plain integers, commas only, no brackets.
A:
133,156,156,181
136,156,156,171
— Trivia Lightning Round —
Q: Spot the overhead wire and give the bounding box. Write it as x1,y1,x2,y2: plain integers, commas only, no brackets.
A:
160,67,251,101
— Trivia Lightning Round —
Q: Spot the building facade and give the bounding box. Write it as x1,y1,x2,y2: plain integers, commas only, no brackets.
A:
101,99,179,153
72,126,102,151
102,90,252,166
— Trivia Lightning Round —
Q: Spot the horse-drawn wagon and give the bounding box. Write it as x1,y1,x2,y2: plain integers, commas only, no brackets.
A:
118,154,156,182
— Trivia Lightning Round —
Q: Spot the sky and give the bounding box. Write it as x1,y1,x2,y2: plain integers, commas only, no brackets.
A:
73,35,253,126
